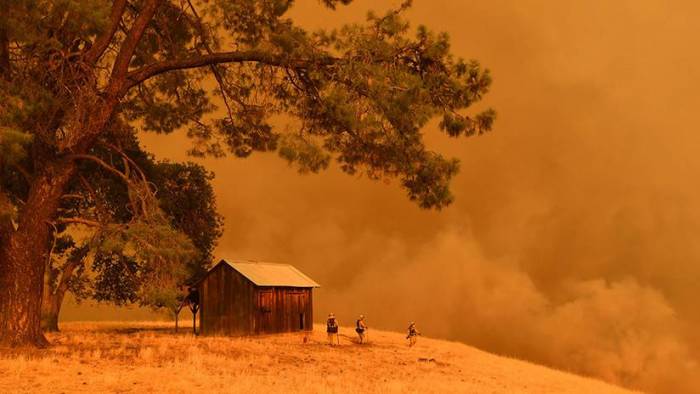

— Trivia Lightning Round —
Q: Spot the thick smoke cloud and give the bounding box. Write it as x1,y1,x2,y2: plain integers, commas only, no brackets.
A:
64,1,700,392
222,190,699,393
313,229,699,394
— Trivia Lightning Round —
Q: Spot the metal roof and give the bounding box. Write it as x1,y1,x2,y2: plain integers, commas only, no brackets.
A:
217,259,320,288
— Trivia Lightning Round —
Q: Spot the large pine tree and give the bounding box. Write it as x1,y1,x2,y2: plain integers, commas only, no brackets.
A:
0,0,494,346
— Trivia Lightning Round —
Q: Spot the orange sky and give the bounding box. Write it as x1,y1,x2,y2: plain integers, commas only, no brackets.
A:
64,1,700,392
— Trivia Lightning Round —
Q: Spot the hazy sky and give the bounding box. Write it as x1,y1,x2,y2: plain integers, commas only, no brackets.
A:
64,1,700,392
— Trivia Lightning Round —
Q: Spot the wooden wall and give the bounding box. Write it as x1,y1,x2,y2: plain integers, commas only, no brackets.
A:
254,287,313,334
199,263,256,336
198,264,314,336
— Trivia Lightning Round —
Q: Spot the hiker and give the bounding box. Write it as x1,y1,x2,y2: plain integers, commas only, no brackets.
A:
355,315,368,344
406,321,420,347
326,313,339,345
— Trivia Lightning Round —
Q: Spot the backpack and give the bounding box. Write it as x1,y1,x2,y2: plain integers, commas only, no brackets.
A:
327,318,338,333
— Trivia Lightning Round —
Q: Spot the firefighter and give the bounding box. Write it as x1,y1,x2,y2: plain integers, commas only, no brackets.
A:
326,313,339,345
355,315,368,344
407,321,420,347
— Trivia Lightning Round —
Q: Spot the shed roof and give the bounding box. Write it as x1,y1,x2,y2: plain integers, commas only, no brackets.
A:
216,259,320,288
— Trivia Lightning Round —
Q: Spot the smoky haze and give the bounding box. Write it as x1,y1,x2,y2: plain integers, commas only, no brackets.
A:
64,1,700,392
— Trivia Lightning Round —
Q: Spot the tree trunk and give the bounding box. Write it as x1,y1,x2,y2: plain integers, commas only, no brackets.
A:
40,292,62,332
40,245,88,332
0,161,75,347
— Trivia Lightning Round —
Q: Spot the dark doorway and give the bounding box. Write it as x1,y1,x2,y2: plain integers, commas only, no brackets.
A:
299,313,305,330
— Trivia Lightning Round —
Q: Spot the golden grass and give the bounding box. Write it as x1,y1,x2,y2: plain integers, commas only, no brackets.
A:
0,321,636,394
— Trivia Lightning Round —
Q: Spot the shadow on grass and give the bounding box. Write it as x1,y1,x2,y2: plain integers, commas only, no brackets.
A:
58,321,196,336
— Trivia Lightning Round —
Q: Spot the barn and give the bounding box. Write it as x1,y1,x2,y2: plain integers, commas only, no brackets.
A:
197,259,320,336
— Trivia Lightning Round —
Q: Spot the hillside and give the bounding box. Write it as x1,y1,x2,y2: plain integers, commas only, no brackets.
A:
0,321,636,393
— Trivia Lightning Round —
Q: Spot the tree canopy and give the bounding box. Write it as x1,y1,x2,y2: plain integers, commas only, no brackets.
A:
1,0,493,210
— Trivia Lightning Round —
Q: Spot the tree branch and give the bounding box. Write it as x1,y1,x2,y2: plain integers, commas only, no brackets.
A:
123,50,336,91
68,153,129,183
102,142,149,185
72,1,161,153
106,0,161,97
55,217,101,227
101,142,155,218
69,153,142,216
184,0,235,122
78,174,111,224
84,0,129,65
12,163,32,183
60,193,84,200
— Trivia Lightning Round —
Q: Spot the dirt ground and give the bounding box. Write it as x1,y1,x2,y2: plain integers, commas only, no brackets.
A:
0,321,636,393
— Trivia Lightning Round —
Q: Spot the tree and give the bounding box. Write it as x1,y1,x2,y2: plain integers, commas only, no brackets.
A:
150,161,223,282
0,0,494,346
89,160,223,317
38,154,223,331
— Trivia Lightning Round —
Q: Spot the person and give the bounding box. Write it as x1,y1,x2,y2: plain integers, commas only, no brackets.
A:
326,313,339,345
406,321,420,347
355,315,368,344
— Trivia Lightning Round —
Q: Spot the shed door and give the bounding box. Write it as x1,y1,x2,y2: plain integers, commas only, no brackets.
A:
258,290,274,333
289,291,306,331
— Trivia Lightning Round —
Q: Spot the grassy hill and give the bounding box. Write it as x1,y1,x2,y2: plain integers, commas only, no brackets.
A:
0,321,636,393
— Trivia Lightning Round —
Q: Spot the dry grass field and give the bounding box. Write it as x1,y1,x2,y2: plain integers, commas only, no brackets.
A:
0,321,636,394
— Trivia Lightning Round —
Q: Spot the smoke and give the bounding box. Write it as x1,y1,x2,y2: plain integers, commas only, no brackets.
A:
241,224,700,393
205,147,700,394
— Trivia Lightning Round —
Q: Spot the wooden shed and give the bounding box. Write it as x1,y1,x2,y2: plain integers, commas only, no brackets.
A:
197,259,320,336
